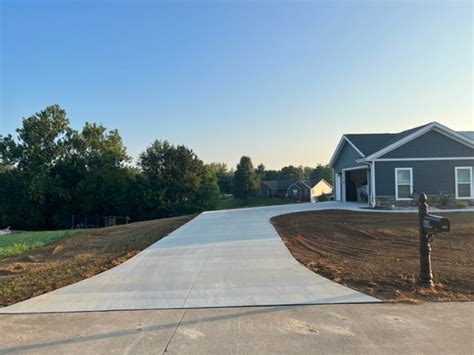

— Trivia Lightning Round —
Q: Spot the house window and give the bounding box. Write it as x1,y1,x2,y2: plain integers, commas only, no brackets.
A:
292,188,298,196
455,167,473,199
395,168,413,200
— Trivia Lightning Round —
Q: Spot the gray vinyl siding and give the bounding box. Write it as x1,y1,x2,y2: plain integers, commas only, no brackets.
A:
375,160,474,196
332,141,365,173
380,130,473,158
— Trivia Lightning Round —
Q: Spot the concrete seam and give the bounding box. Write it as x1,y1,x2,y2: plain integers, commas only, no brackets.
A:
162,309,187,354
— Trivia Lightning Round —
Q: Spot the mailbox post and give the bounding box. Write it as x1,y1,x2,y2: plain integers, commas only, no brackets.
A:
418,193,433,286
418,193,451,287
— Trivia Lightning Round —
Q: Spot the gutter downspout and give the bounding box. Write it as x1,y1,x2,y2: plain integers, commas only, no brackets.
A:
370,160,376,208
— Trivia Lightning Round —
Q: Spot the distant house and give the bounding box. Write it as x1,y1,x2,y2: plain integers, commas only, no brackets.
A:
260,179,333,202
329,122,474,208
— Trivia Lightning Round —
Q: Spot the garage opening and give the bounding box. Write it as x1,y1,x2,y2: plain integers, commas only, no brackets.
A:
345,169,368,202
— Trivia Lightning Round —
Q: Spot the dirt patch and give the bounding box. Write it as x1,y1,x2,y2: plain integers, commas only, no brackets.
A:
271,210,473,303
0,215,194,307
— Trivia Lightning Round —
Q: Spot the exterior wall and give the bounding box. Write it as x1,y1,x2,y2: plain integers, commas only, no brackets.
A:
332,141,365,173
311,181,333,197
260,183,273,197
260,183,289,198
380,130,473,158
288,184,309,201
374,160,474,207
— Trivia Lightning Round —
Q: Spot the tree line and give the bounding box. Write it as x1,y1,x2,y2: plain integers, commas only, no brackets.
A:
0,105,333,230
217,158,334,204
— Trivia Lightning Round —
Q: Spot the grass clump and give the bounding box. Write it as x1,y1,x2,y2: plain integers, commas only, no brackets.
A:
0,230,84,259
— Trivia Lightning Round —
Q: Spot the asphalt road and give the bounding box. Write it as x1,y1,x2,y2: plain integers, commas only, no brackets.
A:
1,302,472,354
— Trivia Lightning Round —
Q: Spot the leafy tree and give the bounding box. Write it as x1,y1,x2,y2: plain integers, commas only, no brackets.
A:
233,156,259,203
208,162,233,195
63,122,131,218
0,105,74,228
258,164,333,186
279,165,305,180
198,165,220,209
263,169,279,180
255,163,266,180
0,105,224,230
139,140,219,216
0,105,134,229
310,164,334,185
303,166,313,179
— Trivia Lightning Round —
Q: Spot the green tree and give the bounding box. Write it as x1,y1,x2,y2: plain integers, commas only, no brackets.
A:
233,156,259,203
279,165,305,180
303,166,313,179
0,105,74,228
208,162,233,195
0,105,135,229
198,165,220,209
62,122,131,219
139,140,219,216
255,163,266,180
310,164,334,185
263,169,279,180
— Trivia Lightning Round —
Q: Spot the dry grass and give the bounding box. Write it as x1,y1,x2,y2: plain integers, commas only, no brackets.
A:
0,215,194,307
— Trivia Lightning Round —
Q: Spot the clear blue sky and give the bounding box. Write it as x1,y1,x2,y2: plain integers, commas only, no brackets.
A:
1,0,472,169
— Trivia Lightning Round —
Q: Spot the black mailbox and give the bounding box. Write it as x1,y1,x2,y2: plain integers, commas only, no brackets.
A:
423,214,450,234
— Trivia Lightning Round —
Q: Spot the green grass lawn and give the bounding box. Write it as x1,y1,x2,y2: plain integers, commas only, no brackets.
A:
214,195,301,210
0,229,84,259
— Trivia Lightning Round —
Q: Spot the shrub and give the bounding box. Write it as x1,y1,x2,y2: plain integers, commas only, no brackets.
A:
317,194,329,202
438,191,452,207
456,201,468,209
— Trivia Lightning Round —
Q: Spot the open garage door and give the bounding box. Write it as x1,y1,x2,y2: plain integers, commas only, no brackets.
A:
343,168,369,203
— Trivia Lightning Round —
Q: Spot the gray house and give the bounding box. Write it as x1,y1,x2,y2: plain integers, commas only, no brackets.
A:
329,122,474,207
260,179,333,202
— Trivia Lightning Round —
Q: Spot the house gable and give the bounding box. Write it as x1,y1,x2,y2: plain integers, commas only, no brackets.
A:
379,130,474,159
287,182,305,193
311,179,333,196
332,140,366,173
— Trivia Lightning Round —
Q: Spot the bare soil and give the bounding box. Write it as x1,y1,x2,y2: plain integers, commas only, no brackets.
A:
271,210,473,303
0,215,194,307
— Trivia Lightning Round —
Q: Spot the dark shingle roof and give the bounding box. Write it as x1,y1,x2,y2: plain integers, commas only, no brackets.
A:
262,179,321,190
344,122,464,156
345,133,394,156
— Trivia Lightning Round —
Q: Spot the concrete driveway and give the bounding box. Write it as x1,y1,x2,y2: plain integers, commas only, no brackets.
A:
1,202,378,313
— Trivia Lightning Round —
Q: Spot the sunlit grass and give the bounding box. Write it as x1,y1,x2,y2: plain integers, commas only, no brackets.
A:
0,230,84,259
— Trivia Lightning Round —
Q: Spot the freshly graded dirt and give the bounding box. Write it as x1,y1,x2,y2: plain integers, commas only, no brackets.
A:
0,215,194,307
271,210,473,303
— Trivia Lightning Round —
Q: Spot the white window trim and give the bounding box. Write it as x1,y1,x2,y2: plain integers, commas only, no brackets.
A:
455,166,473,200
395,168,413,201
